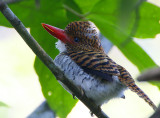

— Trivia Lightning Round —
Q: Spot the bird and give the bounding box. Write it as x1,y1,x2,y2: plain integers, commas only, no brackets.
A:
42,21,157,111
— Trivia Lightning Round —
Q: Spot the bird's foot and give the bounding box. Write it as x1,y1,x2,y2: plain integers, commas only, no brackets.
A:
121,95,125,99
90,106,101,117
72,86,85,99
90,111,94,117
77,86,85,97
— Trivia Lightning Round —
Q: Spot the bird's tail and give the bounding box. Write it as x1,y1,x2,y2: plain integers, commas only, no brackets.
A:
127,82,157,111
117,65,157,111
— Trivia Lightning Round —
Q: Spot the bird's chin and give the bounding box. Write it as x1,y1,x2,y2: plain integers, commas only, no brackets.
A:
55,40,67,53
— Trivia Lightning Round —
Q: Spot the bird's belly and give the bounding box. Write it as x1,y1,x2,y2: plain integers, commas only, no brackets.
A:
54,53,126,106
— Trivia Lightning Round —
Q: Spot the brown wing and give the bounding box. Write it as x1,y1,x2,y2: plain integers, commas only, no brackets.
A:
66,51,120,81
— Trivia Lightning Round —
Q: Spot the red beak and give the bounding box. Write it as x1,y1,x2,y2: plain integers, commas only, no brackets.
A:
41,23,72,44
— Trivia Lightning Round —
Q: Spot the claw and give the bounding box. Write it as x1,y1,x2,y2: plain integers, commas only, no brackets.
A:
89,106,101,117
77,86,85,96
72,94,76,99
90,111,94,117
80,88,85,96
72,86,84,99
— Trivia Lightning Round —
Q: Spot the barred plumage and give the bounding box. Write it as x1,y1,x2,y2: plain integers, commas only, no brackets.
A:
42,21,157,113
117,65,157,110
66,49,157,110
66,51,120,81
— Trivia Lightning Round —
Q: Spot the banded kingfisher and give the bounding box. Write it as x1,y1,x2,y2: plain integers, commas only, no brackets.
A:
42,21,157,113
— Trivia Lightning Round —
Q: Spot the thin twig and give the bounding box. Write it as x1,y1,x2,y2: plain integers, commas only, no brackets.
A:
35,0,40,9
63,4,90,20
137,67,160,81
120,0,144,46
0,3,109,118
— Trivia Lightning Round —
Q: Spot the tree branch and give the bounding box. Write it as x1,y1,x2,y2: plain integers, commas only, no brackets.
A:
137,67,160,117
0,3,109,118
150,104,160,118
27,101,55,118
137,67,160,81
0,0,26,4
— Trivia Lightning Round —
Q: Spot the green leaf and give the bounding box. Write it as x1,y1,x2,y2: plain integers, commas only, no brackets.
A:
0,101,8,107
151,81,160,90
135,2,160,38
34,58,77,118
63,0,82,21
74,0,99,13
30,0,79,117
1,0,160,117
0,0,78,118
87,0,157,71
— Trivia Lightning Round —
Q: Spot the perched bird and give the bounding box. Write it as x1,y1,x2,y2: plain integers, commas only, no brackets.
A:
42,21,157,111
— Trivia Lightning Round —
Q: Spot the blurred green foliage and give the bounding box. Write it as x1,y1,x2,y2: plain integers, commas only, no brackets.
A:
0,102,8,107
0,0,160,117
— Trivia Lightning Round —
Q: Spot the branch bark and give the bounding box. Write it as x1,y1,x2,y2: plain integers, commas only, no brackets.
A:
137,67,160,81
150,104,160,118
0,0,26,4
0,3,109,118
137,67,160,117
27,101,55,118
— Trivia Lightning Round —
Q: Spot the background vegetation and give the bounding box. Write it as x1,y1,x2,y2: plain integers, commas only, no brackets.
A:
0,0,160,118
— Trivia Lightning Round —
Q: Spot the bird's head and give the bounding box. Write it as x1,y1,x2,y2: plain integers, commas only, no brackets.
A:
42,21,104,52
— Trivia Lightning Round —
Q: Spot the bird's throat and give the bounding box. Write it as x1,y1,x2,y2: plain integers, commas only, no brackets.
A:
56,40,67,53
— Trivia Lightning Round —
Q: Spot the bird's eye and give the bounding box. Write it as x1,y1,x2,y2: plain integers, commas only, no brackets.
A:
74,37,79,43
